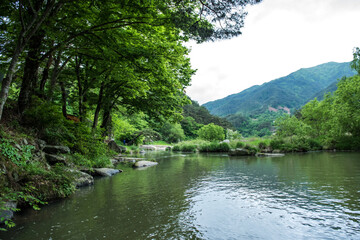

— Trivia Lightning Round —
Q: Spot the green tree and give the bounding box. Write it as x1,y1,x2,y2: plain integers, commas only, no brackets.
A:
180,116,202,139
351,47,360,74
198,123,225,141
0,0,263,121
226,129,242,140
159,122,185,143
275,115,312,138
301,95,336,141
333,75,360,137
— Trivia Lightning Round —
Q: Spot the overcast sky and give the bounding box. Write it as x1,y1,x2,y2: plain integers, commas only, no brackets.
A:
186,0,360,104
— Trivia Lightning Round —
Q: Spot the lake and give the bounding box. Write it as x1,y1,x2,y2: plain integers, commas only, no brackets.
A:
1,151,360,240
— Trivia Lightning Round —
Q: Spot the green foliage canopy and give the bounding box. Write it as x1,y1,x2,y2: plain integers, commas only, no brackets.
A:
198,123,225,142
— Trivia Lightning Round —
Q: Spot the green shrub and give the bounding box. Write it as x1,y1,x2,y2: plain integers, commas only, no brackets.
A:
198,123,225,141
171,143,197,152
180,144,197,152
269,136,324,152
236,141,245,148
307,138,323,150
199,142,230,152
23,98,75,145
244,144,258,155
270,138,285,150
159,122,185,143
33,164,75,199
172,145,181,151
334,136,360,150
258,141,268,150
0,139,33,167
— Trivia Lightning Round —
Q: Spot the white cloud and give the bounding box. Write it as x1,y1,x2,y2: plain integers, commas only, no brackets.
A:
186,0,360,104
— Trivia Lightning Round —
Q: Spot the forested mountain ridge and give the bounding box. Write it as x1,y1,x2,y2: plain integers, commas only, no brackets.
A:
203,62,356,116
310,81,339,101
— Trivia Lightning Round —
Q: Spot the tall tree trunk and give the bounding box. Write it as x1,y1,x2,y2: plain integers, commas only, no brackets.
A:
0,42,24,120
48,52,71,101
59,81,67,118
0,0,63,121
18,31,44,114
92,81,105,129
75,56,83,121
39,47,54,97
101,101,114,138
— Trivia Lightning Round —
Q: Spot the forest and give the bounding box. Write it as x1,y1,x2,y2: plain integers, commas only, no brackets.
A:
0,0,263,229
0,0,261,149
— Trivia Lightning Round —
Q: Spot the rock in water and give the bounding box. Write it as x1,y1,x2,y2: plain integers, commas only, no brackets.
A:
93,168,122,177
133,161,158,168
73,170,94,188
67,169,94,188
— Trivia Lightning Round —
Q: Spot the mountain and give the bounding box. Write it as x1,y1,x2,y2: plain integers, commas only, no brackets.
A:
203,62,356,116
310,80,339,101
182,99,233,128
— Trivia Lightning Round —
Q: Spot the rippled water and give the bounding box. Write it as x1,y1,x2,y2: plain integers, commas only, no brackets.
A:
1,152,360,240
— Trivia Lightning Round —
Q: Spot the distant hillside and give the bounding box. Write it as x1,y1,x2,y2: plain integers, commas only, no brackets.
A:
203,62,356,116
311,80,339,101
182,99,232,128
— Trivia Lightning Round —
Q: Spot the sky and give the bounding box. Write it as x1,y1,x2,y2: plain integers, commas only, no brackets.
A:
186,0,360,105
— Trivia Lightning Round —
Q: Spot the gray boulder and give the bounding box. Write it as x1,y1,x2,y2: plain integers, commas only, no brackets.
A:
140,145,157,151
133,160,158,168
0,201,17,224
43,145,70,154
108,140,126,153
45,153,66,165
272,149,283,153
93,168,122,177
73,170,94,188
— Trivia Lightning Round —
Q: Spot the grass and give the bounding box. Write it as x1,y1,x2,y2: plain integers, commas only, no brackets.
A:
242,137,271,148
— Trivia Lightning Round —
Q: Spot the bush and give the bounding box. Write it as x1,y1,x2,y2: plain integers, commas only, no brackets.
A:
244,144,258,155
171,143,197,152
172,145,181,151
159,122,185,143
180,144,197,152
258,141,268,150
334,136,360,150
270,138,285,150
22,98,75,145
269,136,324,152
198,123,225,141
307,138,323,151
235,141,245,148
199,142,230,152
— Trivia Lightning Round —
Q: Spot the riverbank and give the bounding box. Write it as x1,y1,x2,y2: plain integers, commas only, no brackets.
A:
171,137,322,156
0,135,162,230
0,107,161,230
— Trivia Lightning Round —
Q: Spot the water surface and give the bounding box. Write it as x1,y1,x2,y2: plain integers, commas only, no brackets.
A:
1,152,360,239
